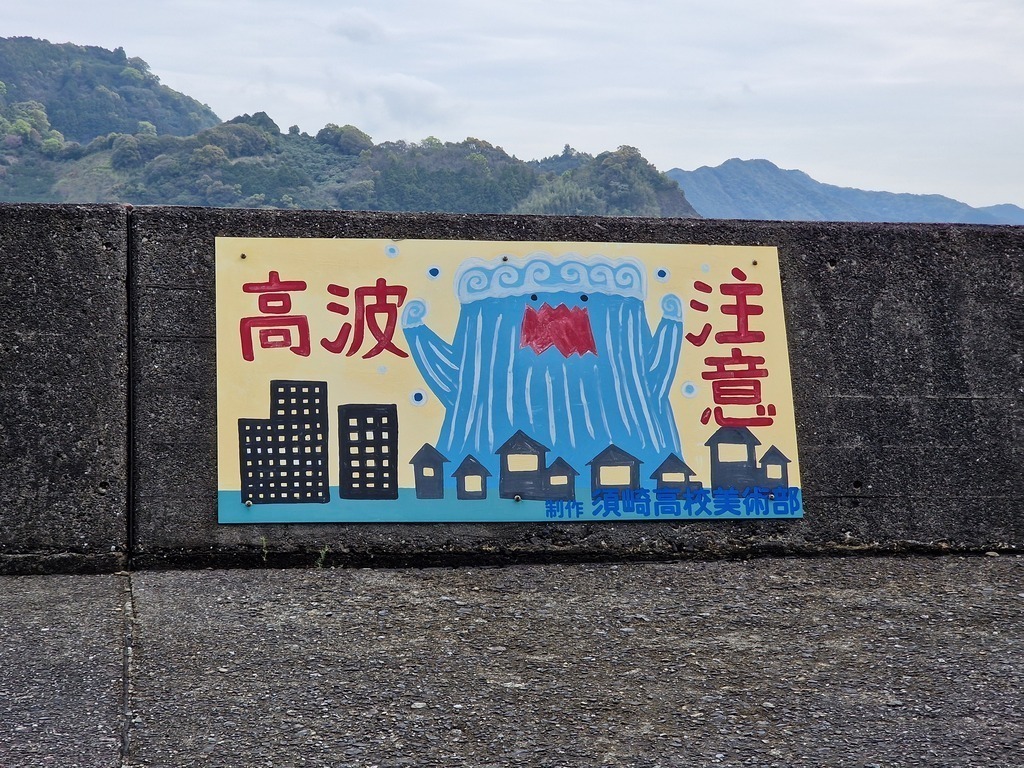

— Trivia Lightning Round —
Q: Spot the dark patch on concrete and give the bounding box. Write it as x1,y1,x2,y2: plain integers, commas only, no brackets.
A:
0,203,129,573
129,208,1024,567
0,551,126,576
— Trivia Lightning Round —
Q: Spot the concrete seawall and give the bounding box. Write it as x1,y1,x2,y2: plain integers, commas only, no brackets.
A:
2,204,1022,572
0,204,128,573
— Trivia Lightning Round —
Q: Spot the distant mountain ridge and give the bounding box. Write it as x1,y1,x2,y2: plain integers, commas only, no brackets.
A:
667,159,1024,225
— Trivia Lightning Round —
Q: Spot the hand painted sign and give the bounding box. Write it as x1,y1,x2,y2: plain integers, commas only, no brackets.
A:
216,238,802,523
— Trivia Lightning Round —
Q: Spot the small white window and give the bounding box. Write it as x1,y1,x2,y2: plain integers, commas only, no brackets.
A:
599,465,631,486
718,444,749,463
507,454,538,472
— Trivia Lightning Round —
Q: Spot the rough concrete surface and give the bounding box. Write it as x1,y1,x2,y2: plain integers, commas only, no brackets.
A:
0,203,129,572
122,556,1024,765
0,573,126,767
0,557,1020,767
130,208,1024,566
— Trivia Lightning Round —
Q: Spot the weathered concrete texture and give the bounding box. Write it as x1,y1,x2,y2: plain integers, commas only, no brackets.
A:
0,204,128,572
130,208,1024,565
125,557,1024,767
0,574,126,767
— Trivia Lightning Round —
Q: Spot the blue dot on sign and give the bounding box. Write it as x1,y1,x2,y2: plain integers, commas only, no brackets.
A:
701,263,711,273
682,381,698,398
655,267,670,282
377,366,388,375
427,266,441,279
410,390,428,406
385,244,400,259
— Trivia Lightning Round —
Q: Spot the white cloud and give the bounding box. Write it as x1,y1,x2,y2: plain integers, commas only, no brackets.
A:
329,9,390,45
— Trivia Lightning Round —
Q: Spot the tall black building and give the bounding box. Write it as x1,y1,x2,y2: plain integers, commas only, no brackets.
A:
338,404,399,500
238,380,330,504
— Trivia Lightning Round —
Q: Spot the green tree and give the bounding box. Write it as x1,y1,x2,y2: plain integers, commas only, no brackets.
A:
11,118,33,138
189,143,229,171
227,112,280,135
111,134,142,169
120,66,145,84
513,175,605,215
40,136,63,156
316,123,373,155
13,101,51,136
195,123,273,158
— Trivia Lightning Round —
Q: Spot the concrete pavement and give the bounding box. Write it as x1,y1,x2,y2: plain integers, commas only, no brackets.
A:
1,556,1022,767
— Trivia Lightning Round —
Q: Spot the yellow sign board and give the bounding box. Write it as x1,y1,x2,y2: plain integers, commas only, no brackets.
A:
216,238,801,522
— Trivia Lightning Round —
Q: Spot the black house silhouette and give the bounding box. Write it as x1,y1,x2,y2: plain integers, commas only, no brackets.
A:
452,455,491,500
587,444,642,495
759,445,791,487
650,453,701,492
545,457,579,501
409,443,449,499
705,427,794,491
496,429,549,500
705,426,761,490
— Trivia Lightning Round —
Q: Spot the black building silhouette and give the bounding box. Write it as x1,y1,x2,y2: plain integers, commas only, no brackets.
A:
496,429,549,500
650,453,701,492
545,457,579,501
238,380,329,505
338,404,398,500
452,455,491,500
705,426,761,490
759,445,791,487
269,380,329,421
410,443,449,499
587,445,642,495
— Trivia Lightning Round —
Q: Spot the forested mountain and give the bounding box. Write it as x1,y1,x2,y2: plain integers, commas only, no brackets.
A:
0,38,698,215
0,37,219,142
667,159,1024,224
2,37,1019,222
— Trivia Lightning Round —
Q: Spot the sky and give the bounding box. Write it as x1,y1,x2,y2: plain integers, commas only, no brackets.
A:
8,0,1024,207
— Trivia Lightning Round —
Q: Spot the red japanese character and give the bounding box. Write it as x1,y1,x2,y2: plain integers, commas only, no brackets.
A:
700,347,775,424
239,271,310,361
702,347,769,404
716,267,765,344
685,279,714,347
320,284,353,354
321,277,409,359
700,404,777,428
686,324,713,347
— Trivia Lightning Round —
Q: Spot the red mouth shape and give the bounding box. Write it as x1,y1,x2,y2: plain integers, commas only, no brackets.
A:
520,303,597,357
